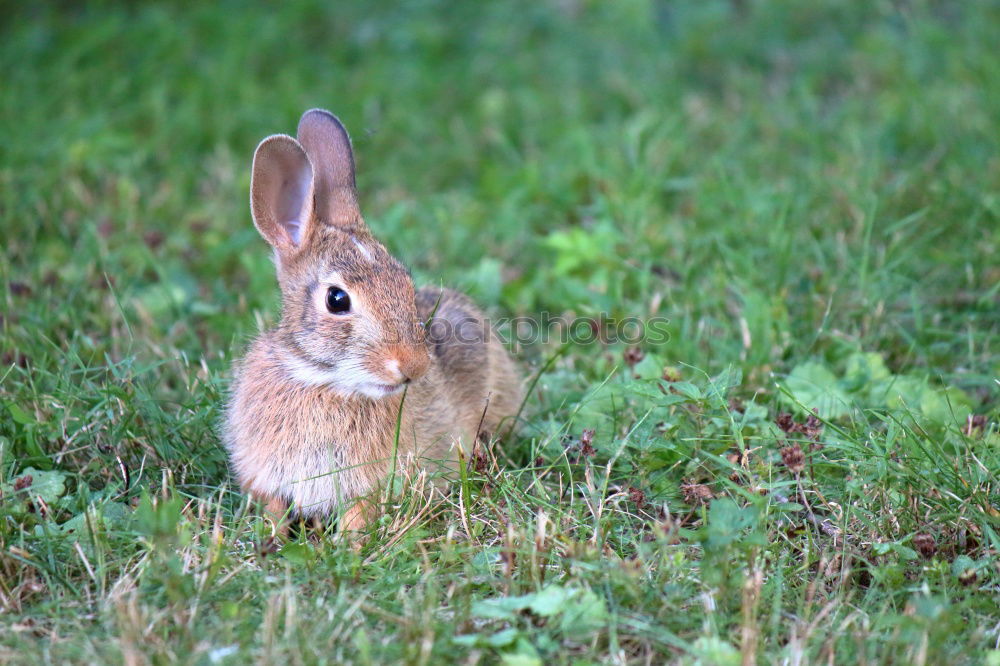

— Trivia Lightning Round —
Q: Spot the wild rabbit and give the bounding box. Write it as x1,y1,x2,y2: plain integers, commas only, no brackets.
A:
222,109,522,534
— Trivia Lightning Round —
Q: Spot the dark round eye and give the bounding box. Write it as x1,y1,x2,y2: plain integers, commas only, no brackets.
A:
326,286,351,314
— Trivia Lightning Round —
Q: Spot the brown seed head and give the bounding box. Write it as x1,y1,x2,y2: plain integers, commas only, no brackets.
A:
473,447,488,474
9,282,32,297
964,414,987,437
628,486,646,509
143,230,165,250
624,346,645,367
681,483,714,505
776,412,824,442
780,443,806,475
802,411,823,440
256,536,280,557
913,533,937,559
775,413,796,433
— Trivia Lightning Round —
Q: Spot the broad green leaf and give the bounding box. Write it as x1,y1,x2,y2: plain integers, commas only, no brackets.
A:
951,555,977,580
133,281,189,318
453,629,522,649
705,366,742,407
473,593,532,619
873,541,919,561
61,502,131,533
631,353,666,380
919,385,973,425
704,498,758,551
18,467,67,503
558,588,607,635
503,637,542,666
527,584,573,616
620,380,691,407
873,375,925,411
689,636,740,666
471,547,501,576
875,376,974,424
280,542,315,565
7,403,36,425
473,586,607,636
100,501,131,525
781,362,851,419
134,494,185,543
671,381,702,401
543,224,619,276
500,654,542,666
485,629,520,648
843,352,891,392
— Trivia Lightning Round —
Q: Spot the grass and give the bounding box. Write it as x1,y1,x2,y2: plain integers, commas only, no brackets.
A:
1,0,998,663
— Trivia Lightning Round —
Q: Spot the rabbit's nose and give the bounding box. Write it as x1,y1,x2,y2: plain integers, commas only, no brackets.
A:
385,350,430,384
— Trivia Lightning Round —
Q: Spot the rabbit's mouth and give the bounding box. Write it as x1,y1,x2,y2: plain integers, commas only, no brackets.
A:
363,382,406,399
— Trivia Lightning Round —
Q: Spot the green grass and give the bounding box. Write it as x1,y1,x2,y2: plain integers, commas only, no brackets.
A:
1,1,999,663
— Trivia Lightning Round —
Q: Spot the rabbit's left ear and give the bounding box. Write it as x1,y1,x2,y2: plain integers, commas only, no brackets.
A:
296,109,366,233
249,134,315,255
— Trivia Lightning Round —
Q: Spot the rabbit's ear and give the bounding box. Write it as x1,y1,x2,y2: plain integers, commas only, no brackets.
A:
250,134,315,253
296,109,365,232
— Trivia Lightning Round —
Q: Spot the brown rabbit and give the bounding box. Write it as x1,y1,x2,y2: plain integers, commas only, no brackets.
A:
222,109,522,533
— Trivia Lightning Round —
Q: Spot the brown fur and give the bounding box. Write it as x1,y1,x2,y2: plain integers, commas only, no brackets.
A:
222,110,522,532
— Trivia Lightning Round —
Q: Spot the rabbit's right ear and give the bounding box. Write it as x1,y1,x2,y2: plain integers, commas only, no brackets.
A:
250,134,315,254
296,109,363,231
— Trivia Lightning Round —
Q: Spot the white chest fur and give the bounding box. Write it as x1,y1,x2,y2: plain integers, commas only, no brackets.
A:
231,439,370,518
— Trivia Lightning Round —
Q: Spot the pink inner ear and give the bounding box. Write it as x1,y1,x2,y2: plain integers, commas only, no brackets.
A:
277,165,313,245
283,219,303,244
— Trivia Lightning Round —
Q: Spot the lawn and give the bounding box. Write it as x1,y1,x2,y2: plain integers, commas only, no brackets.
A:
1,1,998,663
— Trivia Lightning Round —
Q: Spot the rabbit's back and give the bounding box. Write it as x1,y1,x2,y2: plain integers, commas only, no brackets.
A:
417,287,523,442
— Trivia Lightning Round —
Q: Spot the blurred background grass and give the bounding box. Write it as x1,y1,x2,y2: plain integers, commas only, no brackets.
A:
1,1,998,662
4,0,997,478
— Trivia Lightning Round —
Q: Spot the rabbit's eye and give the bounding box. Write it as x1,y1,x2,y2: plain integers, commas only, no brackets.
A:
326,287,351,314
